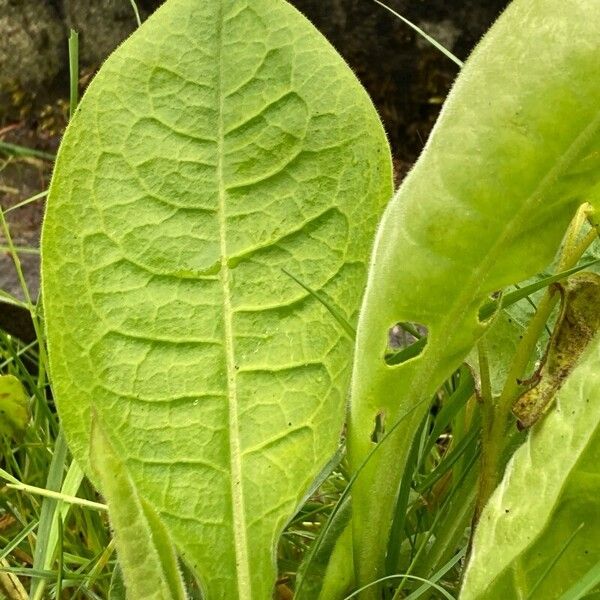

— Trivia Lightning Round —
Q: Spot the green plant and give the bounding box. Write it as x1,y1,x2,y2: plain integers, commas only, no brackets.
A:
346,0,600,596
31,0,600,599
41,0,391,598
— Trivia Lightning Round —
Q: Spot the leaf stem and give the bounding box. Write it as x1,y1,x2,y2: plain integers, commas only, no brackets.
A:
475,208,599,518
476,338,493,408
476,337,496,507
476,289,558,518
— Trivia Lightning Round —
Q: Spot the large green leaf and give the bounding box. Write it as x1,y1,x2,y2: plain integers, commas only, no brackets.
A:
461,329,600,599
347,0,600,593
40,0,392,597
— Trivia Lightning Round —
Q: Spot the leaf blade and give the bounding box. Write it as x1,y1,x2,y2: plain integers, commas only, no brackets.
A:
41,0,393,597
348,0,600,591
461,332,600,599
91,416,188,600
0,375,29,437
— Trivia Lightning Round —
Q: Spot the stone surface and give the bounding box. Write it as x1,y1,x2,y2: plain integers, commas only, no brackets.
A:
61,0,150,66
0,0,65,103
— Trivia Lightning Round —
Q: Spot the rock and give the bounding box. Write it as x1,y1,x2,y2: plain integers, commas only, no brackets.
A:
0,0,65,106
60,1,166,66
61,0,146,66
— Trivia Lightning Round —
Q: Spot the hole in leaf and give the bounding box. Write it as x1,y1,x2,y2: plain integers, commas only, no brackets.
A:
370,411,386,443
385,322,429,366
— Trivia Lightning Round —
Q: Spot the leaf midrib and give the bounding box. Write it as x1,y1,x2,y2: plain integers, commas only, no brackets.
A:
215,2,252,597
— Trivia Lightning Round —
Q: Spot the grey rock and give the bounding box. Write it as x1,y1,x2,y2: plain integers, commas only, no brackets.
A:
0,0,65,94
61,0,145,66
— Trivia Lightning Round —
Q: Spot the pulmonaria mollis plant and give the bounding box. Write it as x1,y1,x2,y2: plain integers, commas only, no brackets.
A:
41,0,600,599
42,0,392,597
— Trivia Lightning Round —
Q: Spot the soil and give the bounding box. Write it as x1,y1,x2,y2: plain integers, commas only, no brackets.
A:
0,0,509,325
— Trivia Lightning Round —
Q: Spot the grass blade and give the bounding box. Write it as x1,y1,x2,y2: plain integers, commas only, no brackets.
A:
372,0,463,67
68,30,79,118
3,191,48,214
283,268,356,340
479,258,600,321
343,574,456,600
559,559,600,600
129,0,142,27
30,434,69,600
404,546,466,600
0,520,38,563
0,141,54,162
526,524,585,600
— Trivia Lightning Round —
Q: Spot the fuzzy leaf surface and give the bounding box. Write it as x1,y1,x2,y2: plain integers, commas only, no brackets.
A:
91,418,188,600
461,331,600,599
41,0,392,597
347,0,600,592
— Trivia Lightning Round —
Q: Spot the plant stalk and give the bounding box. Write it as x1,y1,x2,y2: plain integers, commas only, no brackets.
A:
475,208,598,518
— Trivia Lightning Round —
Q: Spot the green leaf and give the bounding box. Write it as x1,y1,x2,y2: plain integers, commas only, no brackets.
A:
91,416,188,600
109,565,126,600
467,309,537,398
295,496,353,600
347,0,600,592
0,375,29,437
460,332,600,599
41,0,392,598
